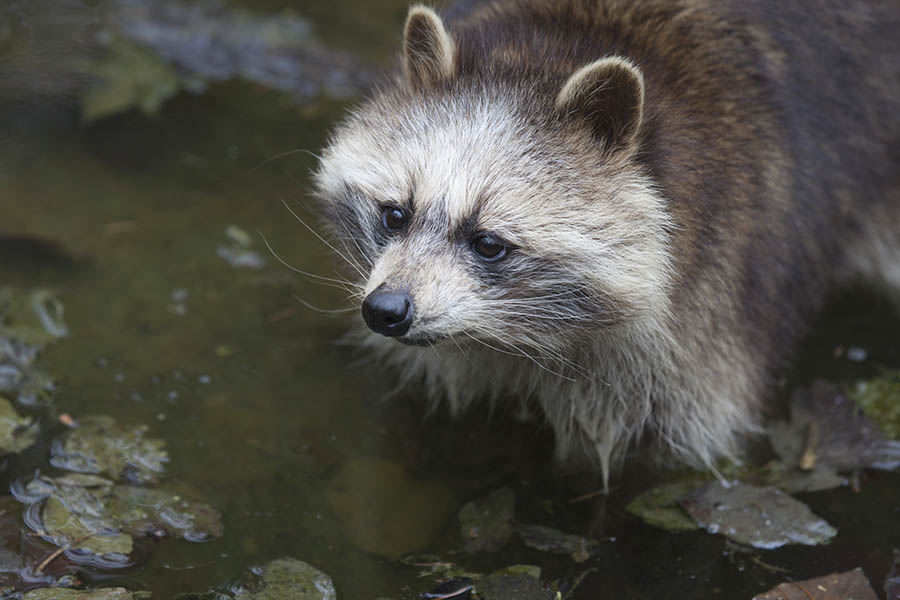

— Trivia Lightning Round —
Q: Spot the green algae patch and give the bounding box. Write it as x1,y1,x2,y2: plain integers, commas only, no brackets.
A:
851,370,900,440
233,558,336,600
24,588,151,600
326,458,457,560
626,481,701,533
50,416,168,484
0,395,38,454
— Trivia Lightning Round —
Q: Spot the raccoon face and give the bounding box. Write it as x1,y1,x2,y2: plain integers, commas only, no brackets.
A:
314,7,671,354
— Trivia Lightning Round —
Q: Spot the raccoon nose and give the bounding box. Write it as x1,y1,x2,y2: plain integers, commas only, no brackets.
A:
361,288,414,337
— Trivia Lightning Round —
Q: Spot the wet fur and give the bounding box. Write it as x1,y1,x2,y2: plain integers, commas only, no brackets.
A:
314,0,900,485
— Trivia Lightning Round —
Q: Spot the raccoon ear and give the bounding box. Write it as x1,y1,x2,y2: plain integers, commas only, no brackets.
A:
403,6,456,89
556,57,645,151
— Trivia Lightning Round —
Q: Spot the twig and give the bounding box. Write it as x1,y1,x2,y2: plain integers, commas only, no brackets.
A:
36,534,93,573
787,582,816,600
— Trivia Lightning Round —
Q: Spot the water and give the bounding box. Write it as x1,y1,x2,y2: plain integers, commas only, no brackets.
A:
1,2,898,598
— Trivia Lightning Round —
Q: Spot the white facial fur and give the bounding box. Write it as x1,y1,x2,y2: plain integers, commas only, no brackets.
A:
316,87,673,353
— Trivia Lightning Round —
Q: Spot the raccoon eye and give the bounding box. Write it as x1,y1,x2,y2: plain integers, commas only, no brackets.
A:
380,206,407,233
472,235,508,262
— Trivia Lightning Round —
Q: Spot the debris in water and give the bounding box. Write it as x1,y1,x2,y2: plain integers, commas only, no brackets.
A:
886,549,900,600
420,577,474,600
23,588,152,600
625,481,701,532
0,287,66,405
516,524,596,563
217,226,265,269
767,381,900,493
459,487,516,553
19,473,223,563
231,557,336,600
0,395,39,454
678,481,837,549
752,567,879,600
326,458,457,560
852,370,900,440
50,415,168,484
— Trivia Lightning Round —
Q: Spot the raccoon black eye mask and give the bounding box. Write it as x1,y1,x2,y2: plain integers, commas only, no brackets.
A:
314,1,900,486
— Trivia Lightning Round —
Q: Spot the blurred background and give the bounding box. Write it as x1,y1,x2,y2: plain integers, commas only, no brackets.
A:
0,1,898,598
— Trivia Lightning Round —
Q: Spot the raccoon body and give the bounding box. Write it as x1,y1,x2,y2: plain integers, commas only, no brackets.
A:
314,0,900,483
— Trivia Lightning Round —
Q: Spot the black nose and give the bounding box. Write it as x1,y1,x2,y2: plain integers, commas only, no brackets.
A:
361,288,414,337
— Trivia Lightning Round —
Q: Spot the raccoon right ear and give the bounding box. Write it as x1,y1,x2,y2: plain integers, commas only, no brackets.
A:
403,6,456,89
556,57,645,151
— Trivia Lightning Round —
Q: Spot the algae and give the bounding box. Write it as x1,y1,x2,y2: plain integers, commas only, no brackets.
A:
625,481,701,533
852,370,900,440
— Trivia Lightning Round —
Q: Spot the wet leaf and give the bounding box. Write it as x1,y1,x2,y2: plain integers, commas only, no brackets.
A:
851,370,900,440
625,481,701,532
490,565,541,578
81,38,181,121
0,394,39,454
459,487,516,553
43,495,134,556
24,473,223,562
421,577,474,599
233,557,336,600
0,288,65,404
475,570,554,600
516,524,596,562
0,288,68,347
679,481,837,549
23,588,151,600
752,568,878,600
50,416,168,484
886,549,900,600
767,381,900,493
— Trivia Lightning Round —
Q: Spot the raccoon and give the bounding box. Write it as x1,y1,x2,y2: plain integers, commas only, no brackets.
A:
313,0,900,485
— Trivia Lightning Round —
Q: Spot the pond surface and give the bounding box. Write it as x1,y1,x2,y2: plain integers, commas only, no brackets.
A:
1,1,898,599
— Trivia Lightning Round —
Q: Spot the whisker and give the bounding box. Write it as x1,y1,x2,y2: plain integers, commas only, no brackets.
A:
253,148,323,170
281,199,368,280
292,295,358,315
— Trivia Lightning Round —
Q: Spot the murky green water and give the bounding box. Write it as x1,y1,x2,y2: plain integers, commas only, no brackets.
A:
1,2,899,599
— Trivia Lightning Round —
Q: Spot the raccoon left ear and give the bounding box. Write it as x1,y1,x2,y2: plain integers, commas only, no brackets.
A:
556,57,645,151
403,6,456,89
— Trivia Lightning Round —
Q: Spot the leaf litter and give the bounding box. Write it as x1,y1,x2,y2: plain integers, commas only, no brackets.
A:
752,568,879,600
50,415,169,484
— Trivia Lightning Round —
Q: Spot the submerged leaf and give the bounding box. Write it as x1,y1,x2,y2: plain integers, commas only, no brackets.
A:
459,487,516,553
752,568,878,600
24,588,151,600
326,458,456,560
679,481,837,549
0,394,39,454
767,381,900,493
233,557,336,600
625,481,701,532
50,415,168,484
516,524,596,562
23,473,222,562
475,570,554,600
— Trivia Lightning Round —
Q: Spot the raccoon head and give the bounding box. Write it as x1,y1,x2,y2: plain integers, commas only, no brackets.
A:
314,7,672,355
